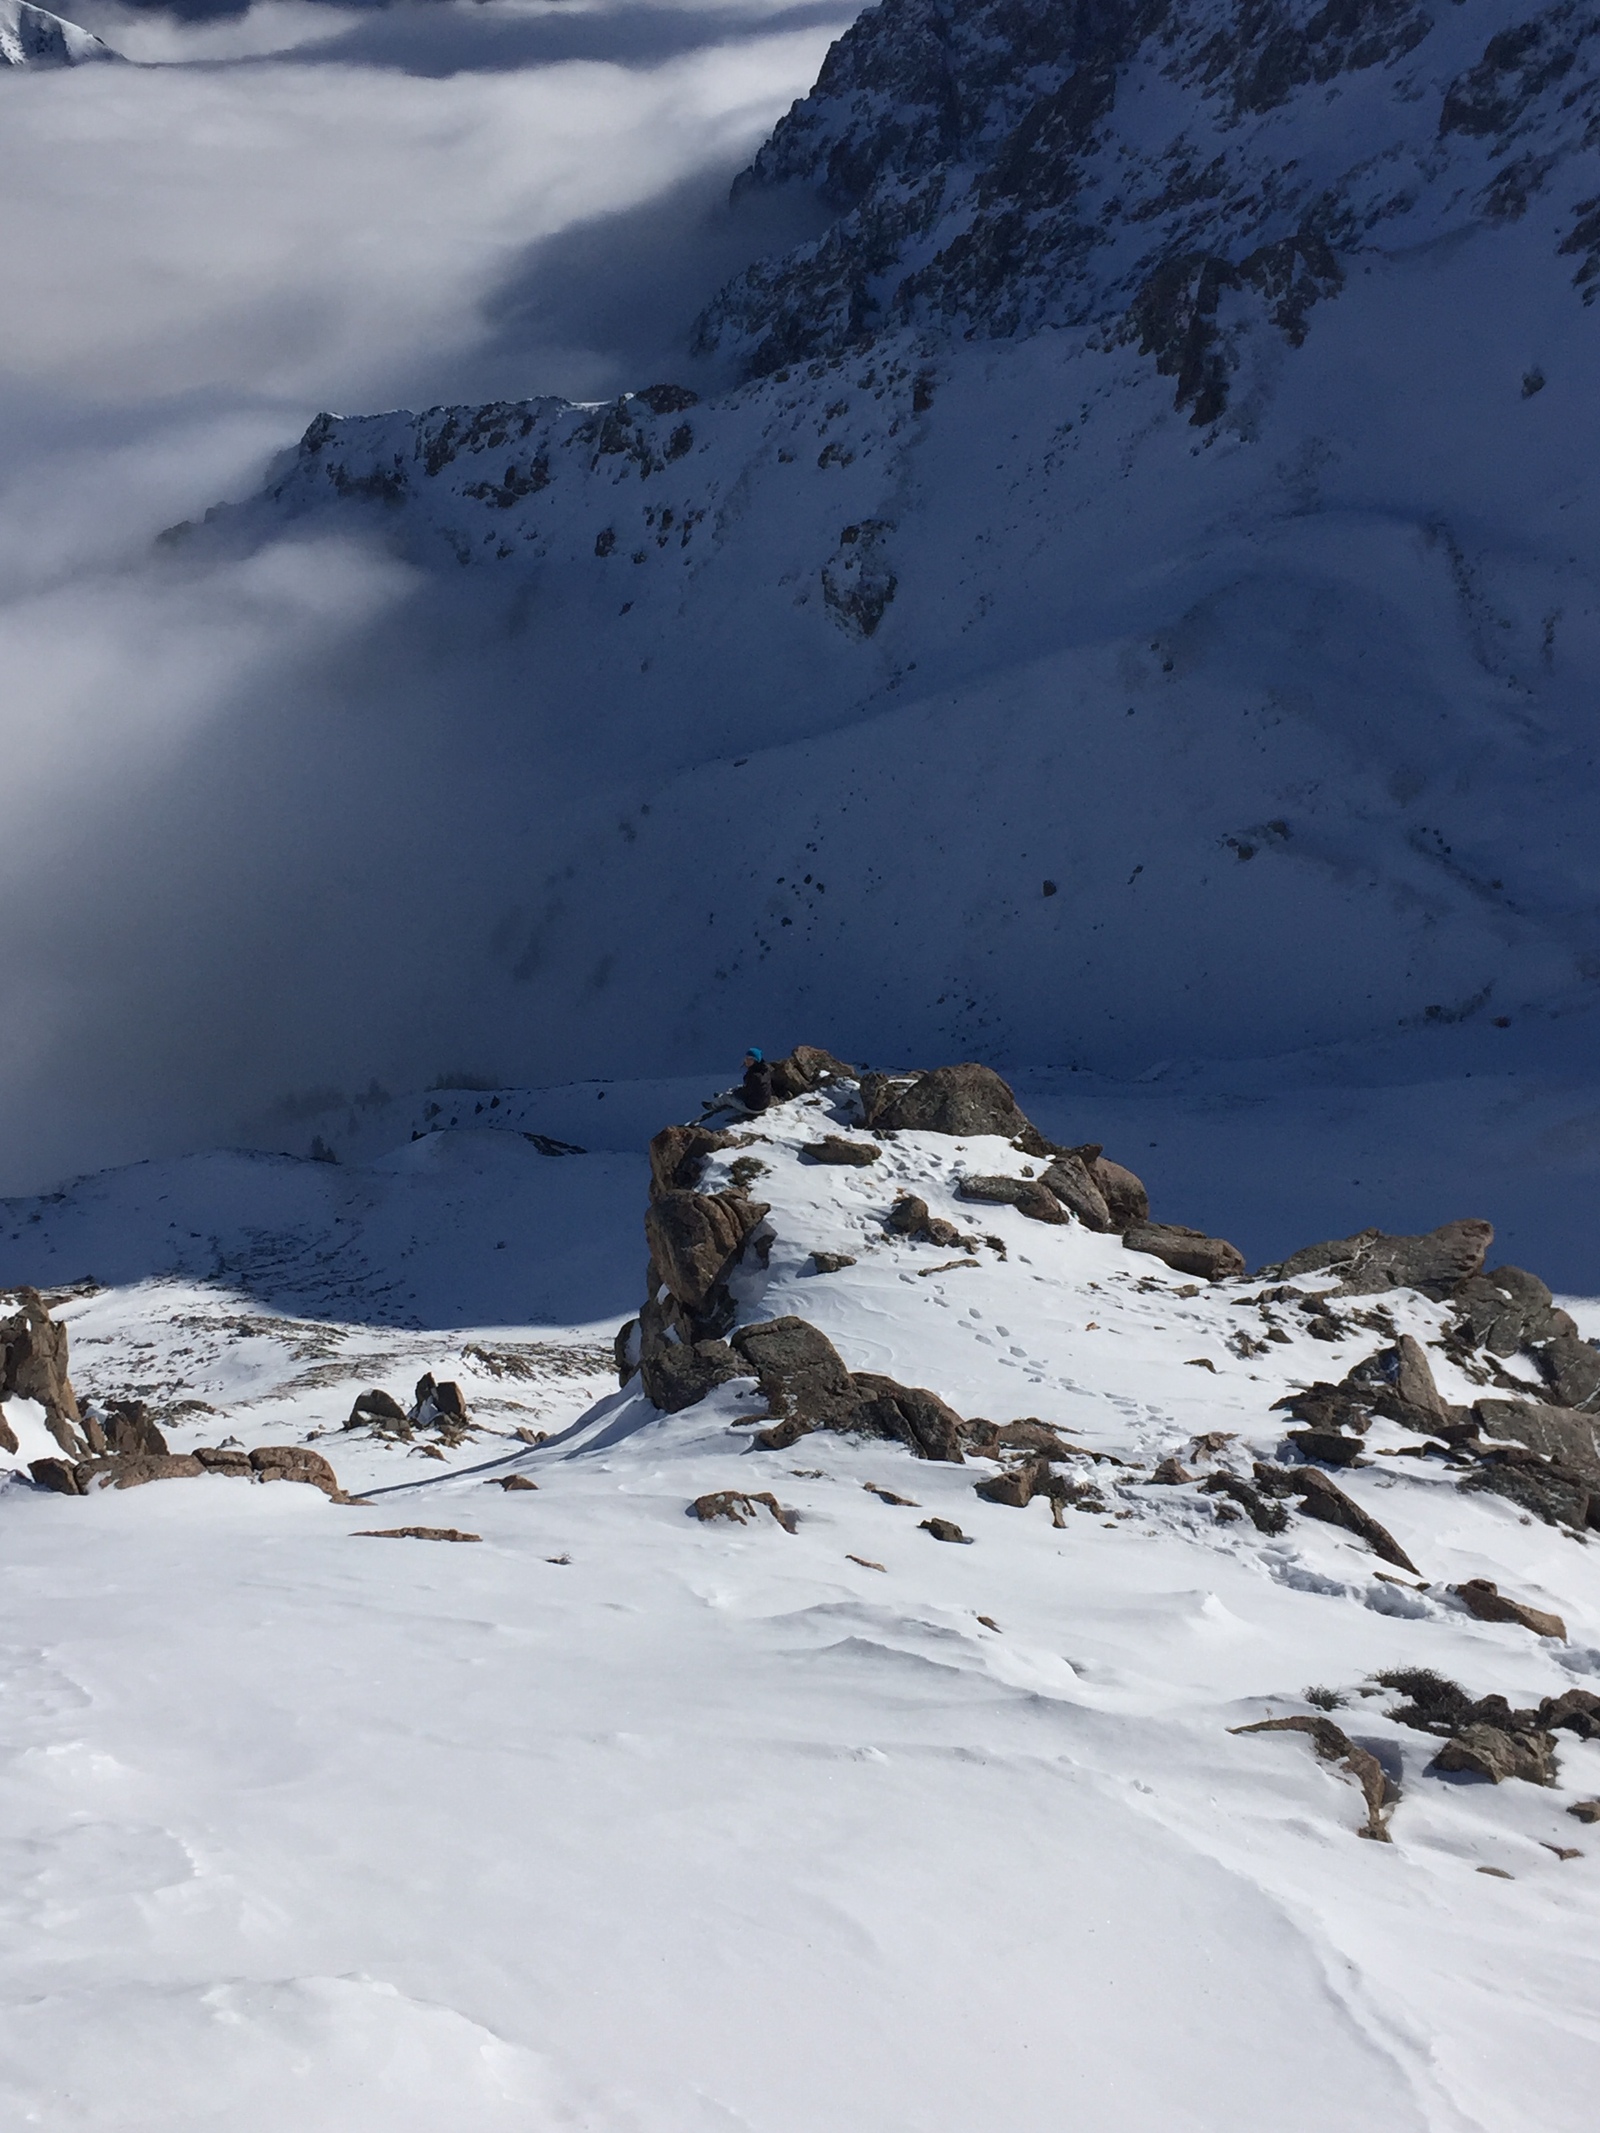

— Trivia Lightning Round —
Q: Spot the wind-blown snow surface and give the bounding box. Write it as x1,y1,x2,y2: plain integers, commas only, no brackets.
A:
3,1075,1598,2128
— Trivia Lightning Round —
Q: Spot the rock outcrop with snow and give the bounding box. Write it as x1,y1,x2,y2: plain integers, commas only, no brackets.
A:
0,0,117,66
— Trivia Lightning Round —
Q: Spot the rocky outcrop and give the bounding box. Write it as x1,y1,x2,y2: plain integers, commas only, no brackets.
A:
645,1190,768,1320
802,1135,882,1166
1268,1219,1492,1297
2,1289,84,1454
1231,1714,1393,1840
1253,1462,1420,1572
641,1339,746,1414
649,1124,734,1196
250,1445,343,1497
1431,1723,1559,1786
1449,1265,1577,1355
691,1489,799,1532
732,1317,859,1431
955,1174,1069,1224
0,2,118,68
885,1193,968,1248
1124,1222,1246,1282
872,1062,1032,1138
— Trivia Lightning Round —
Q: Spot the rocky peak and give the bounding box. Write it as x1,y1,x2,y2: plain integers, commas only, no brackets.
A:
695,0,1600,413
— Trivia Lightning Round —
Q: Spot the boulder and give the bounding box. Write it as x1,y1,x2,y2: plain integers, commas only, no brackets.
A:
348,1388,407,1428
27,1457,79,1495
613,1317,641,1385
1461,1457,1594,1531
645,1190,768,1315
1230,1715,1392,1840
1271,1219,1492,1298
250,1445,342,1497
640,1338,746,1413
1093,1157,1149,1230
810,1251,857,1273
1450,1265,1576,1355
885,1194,964,1248
857,1071,921,1126
1283,1467,1420,1573
1451,1578,1566,1641
873,1063,1031,1139
648,1124,732,1198
0,1408,17,1455
1568,1799,1600,1823
1540,1688,1600,1739
768,1045,855,1099
1287,1428,1366,1468
1273,1383,1372,1435
690,1489,798,1532
849,1373,966,1462
1533,1334,1600,1411
731,1317,858,1429
919,1516,973,1543
974,1461,1044,1508
1040,1154,1113,1230
1123,1222,1245,1282
1199,1471,1289,1532
1344,1335,1450,1427
1430,1723,1558,1786
801,1136,881,1166
1148,1455,1194,1484
955,1174,1032,1204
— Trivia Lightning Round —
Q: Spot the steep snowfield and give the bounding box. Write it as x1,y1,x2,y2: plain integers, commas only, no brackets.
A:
0,0,116,66
3,1065,1598,2128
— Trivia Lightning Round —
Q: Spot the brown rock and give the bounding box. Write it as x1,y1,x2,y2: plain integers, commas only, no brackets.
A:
1272,1219,1493,1298
1199,1472,1289,1532
801,1136,881,1166
1,1288,83,1452
648,1124,734,1198
76,1453,206,1491
1288,1467,1421,1573
645,1190,768,1315
1430,1723,1559,1786
27,1456,80,1494
1568,1799,1600,1823
1287,1428,1367,1467
974,1462,1044,1508
194,1447,253,1477
919,1516,973,1543
1148,1455,1194,1484
498,1474,538,1490
1093,1156,1149,1230
1470,1399,1600,1480
874,1063,1031,1139
1451,1578,1566,1641
810,1251,857,1273
690,1489,798,1532
641,1337,746,1413
848,1374,966,1462
1460,1457,1595,1531
250,1445,341,1497
1344,1333,1450,1426
1123,1222,1246,1282
1231,1714,1393,1839
955,1173,1034,1204
768,1045,855,1100
353,1526,482,1542
1040,1153,1113,1230
100,1401,169,1458
885,1194,965,1247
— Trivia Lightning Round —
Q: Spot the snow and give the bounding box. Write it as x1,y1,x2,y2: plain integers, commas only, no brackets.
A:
3,1071,1598,2127
0,0,116,66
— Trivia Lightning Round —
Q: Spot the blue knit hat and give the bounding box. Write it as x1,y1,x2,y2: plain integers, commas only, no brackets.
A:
746,1046,763,1061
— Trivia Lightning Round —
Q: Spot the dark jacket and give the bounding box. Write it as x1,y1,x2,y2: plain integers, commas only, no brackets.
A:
741,1059,775,1114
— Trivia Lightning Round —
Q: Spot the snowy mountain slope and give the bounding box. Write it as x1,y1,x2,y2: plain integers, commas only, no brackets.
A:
3,1057,1598,2128
0,0,117,64
203,0,1600,1139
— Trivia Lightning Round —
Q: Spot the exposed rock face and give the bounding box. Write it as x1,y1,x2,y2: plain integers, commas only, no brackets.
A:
1092,1157,1149,1230
645,1191,769,1318
95,1402,170,1460
1123,1222,1245,1282
768,1045,855,1099
1533,1334,1600,1411
873,1062,1032,1138
1257,1463,1420,1573
1471,1399,1600,1480
849,1373,966,1462
78,1453,206,1492
649,1124,734,1197
1039,1154,1113,1231
2,1289,84,1454
348,1389,408,1429
956,1174,1068,1224
1450,1266,1577,1356
1271,1219,1493,1297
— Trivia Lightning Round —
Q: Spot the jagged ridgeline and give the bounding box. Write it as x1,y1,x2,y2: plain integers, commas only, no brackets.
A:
235,0,1600,1087
696,0,1600,413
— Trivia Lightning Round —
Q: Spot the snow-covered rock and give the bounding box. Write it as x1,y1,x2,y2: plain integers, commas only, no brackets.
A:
0,0,118,67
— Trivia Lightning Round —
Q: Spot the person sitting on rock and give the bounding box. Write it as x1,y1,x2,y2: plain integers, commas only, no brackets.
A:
740,1048,774,1115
